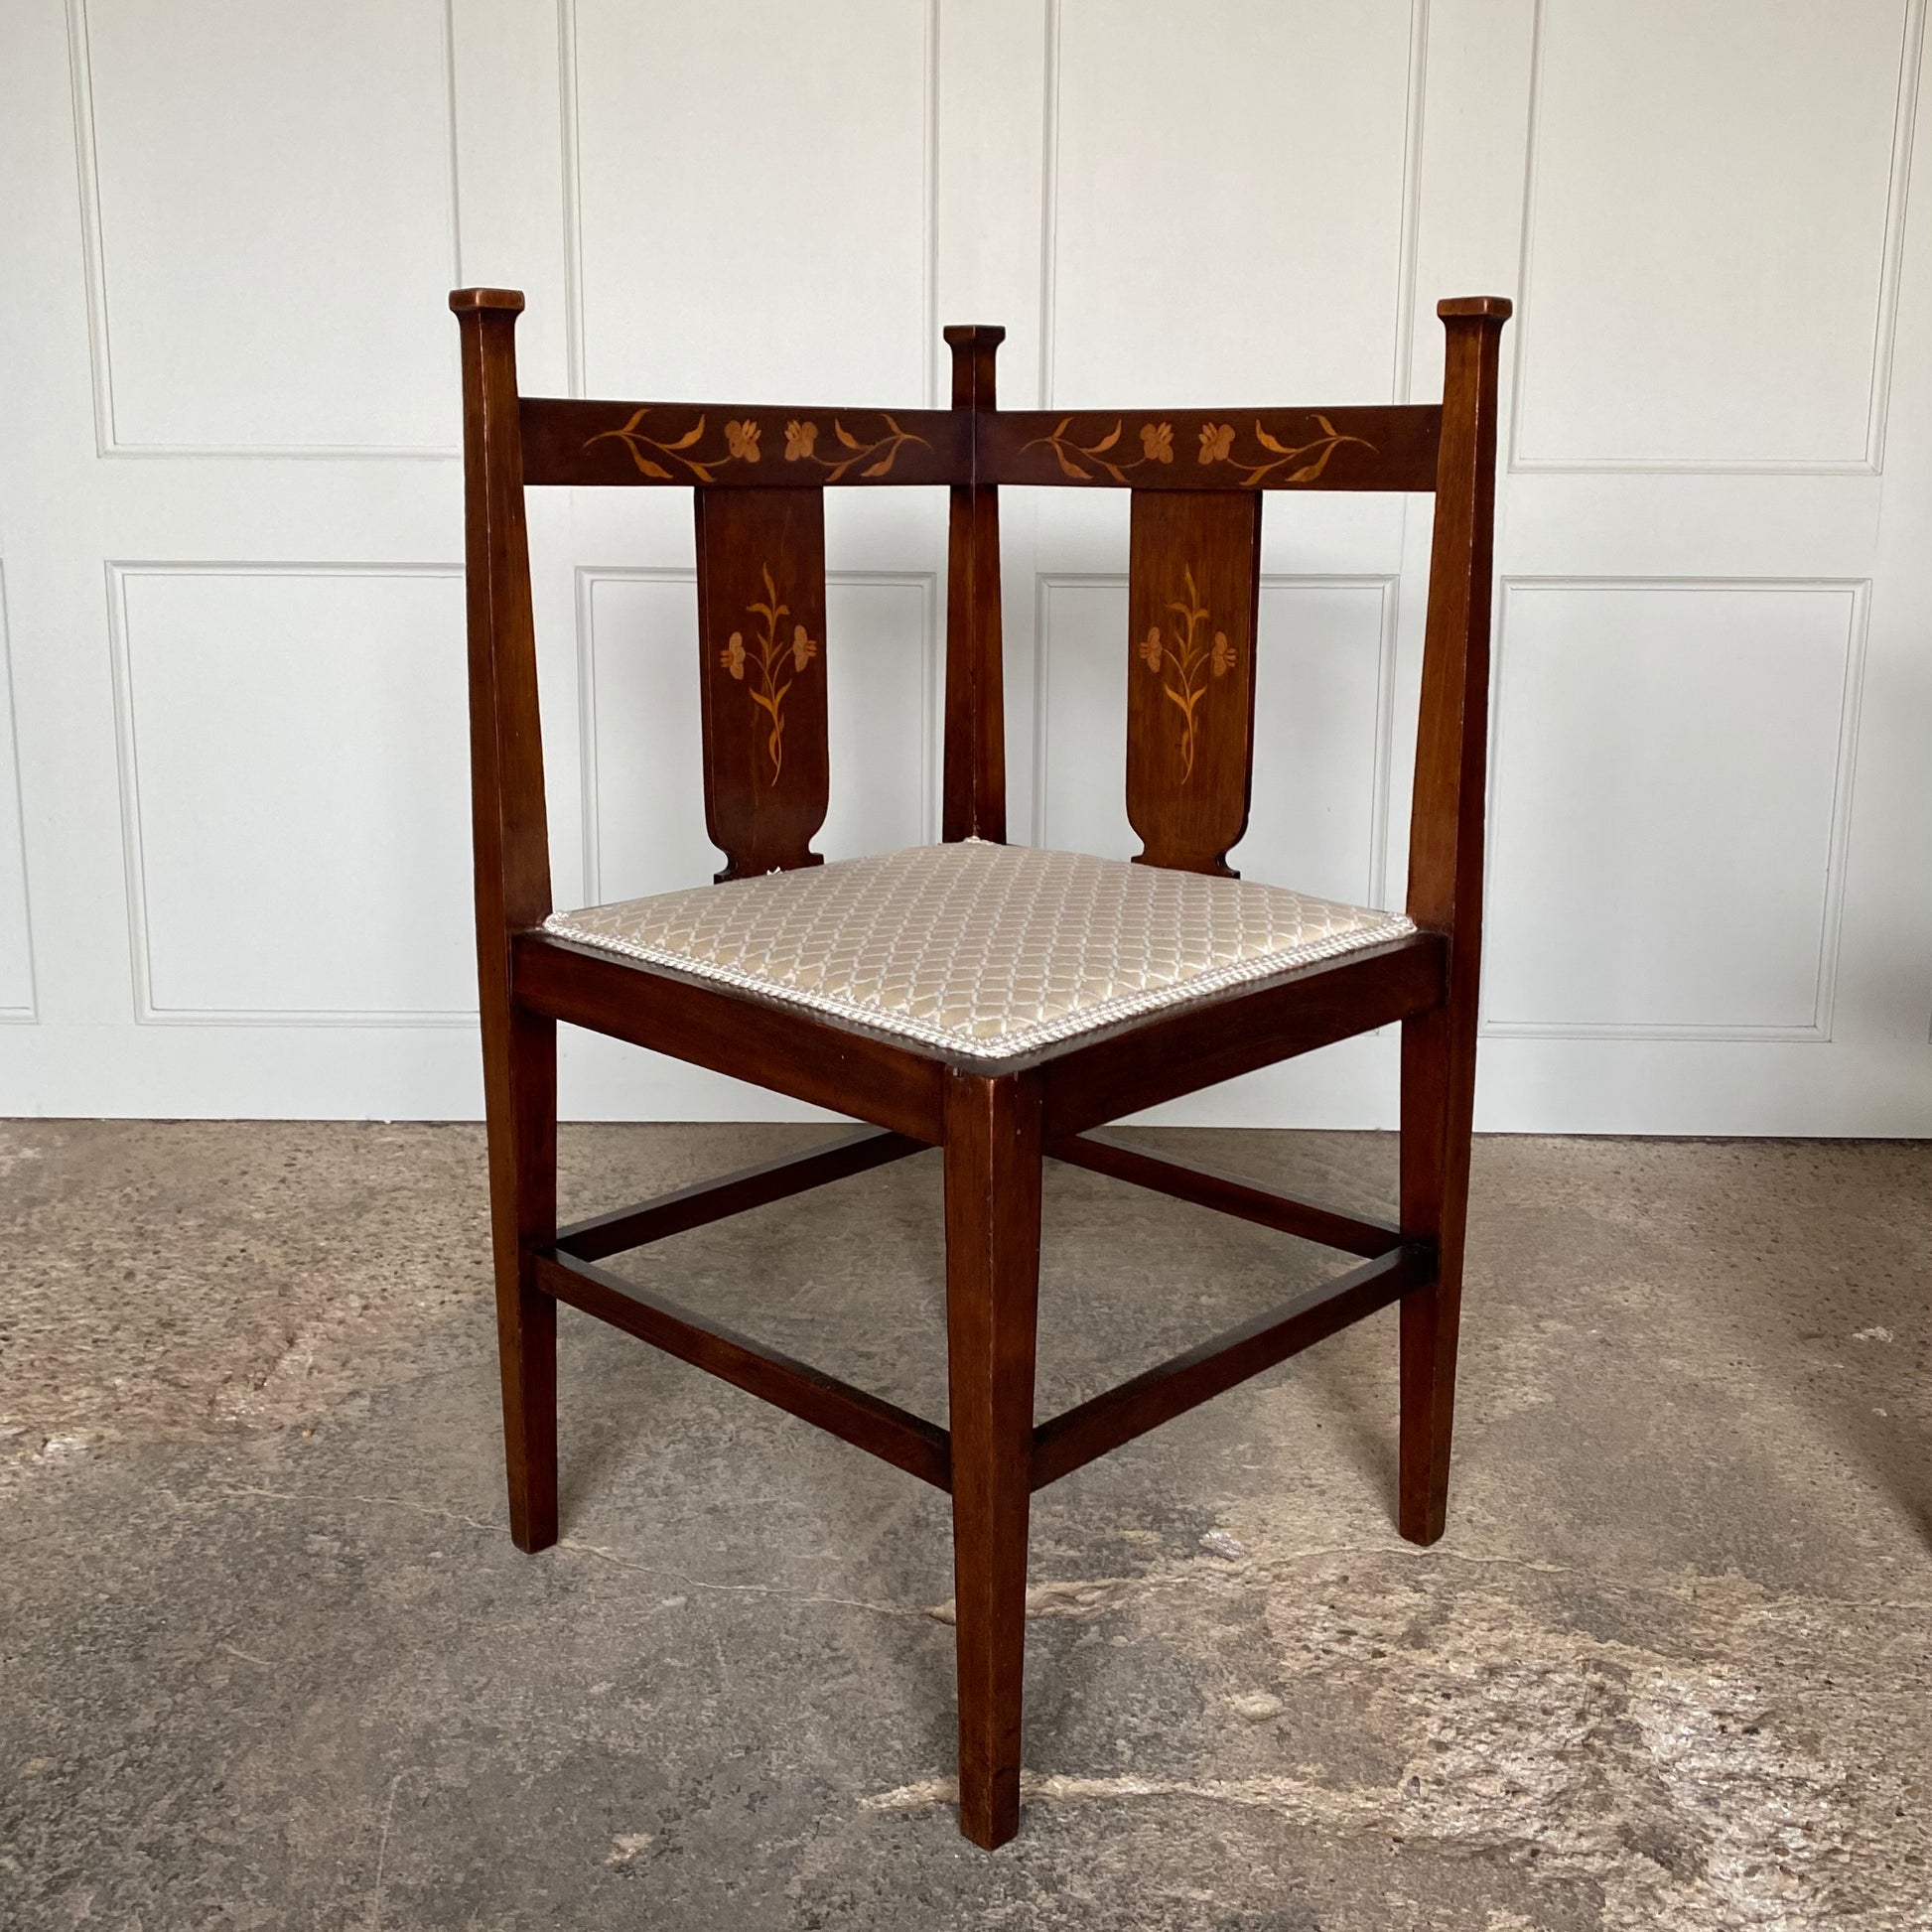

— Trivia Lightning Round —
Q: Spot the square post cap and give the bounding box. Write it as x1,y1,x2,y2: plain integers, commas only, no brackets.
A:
450,288,526,315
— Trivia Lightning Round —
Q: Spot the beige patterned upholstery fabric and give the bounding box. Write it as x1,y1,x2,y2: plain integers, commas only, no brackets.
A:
543,841,1415,1061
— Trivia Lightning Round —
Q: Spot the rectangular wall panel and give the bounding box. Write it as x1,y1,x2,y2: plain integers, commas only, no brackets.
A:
567,0,932,404
578,573,713,905
1484,581,1863,1035
1034,579,1134,861
1231,581,1396,906
74,0,458,452
1037,575,1394,904
1047,0,1418,405
819,576,937,862
110,567,474,1020
583,570,935,903
1514,0,1916,468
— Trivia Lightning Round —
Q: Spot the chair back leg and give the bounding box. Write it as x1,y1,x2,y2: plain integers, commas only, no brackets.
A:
487,1004,561,1553
1397,1002,1475,1545
942,1067,1044,1849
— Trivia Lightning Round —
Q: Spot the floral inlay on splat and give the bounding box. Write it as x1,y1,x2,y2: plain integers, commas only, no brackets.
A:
1137,566,1235,784
1023,414,1374,485
721,565,819,784
587,409,928,483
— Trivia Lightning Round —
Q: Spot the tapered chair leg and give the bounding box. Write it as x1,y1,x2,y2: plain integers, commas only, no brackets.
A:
485,1003,560,1553
942,1068,1043,1850
1397,1004,1475,1546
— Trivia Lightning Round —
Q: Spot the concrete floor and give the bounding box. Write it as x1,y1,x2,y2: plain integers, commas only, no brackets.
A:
0,1121,1926,1932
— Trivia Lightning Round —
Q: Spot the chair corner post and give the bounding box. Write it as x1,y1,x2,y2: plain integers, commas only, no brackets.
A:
452,288,559,1553
942,326,1008,845
1407,297,1511,940
452,287,550,938
1397,296,1511,1548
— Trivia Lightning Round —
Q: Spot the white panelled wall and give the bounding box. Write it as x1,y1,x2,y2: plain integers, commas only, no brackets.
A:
0,0,1926,1132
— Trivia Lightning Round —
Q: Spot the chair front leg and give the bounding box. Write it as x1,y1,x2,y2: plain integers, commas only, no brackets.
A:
942,1067,1043,1850
484,1000,559,1553
1397,1001,1475,1546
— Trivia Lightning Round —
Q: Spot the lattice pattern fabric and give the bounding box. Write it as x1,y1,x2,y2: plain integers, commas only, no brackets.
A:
543,841,1415,1061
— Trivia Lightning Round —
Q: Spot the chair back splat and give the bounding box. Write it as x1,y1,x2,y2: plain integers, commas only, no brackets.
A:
450,287,1511,1852
693,484,829,880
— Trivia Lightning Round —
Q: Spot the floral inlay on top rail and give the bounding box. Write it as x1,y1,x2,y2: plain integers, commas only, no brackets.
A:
586,410,930,483
1022,414,1374,485
721,565,818,784
1138,565,1235,784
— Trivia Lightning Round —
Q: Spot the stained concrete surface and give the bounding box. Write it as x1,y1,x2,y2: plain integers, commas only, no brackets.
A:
0,1119,1926,1931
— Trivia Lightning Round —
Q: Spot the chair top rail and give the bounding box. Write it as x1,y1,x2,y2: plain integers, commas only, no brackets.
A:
983,404,1441,491
519,395,1443,492
520,397,968,486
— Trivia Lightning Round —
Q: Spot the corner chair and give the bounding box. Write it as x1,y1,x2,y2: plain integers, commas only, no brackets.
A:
449,288,1511,1847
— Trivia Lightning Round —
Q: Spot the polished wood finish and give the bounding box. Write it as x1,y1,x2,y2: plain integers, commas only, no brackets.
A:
514,931,949,1141
535,1251,950,1490
941,1069,1043,1849
1032,1246,1430,1491
1125,489,1263,875
1047,1133,1402,1259
1398,297,1509,1548
519,396,965,487
451,288,559,1556
495,1009,558,1553
451,287,1509,1850
695,485,831,879
1036,932,1443,1138
942,327,1008,842
984,403,1441,491
556,1127,924,1262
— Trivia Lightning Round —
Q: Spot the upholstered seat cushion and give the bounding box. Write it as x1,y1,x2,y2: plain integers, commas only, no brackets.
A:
542,841,1415,1062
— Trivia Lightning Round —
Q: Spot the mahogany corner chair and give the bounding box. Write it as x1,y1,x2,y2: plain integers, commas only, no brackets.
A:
450,287,1510,1850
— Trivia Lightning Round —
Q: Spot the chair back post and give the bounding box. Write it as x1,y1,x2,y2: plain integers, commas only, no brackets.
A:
942,325,1008,843
451,288,552,988
1406,297,1511,970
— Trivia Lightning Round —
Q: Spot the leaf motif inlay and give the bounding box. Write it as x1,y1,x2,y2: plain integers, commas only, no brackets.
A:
1023,413,1376,486
721,564,818,785
586,408,928,483
1137,565,1234,784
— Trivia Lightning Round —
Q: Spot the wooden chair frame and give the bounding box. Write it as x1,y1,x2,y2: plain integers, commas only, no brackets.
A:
451,288,1510,1848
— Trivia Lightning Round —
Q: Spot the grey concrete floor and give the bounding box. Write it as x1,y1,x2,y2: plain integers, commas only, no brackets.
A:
0,1120,1927,1931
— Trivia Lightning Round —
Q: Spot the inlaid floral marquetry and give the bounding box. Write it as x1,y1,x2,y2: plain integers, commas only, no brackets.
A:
1137,566,1235,784
586,407,930,483
1018,413,1375,486
695,487,829,880
520,397,963,486
722,565,820,785
1125,490,1262,878
982,405,1441,492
